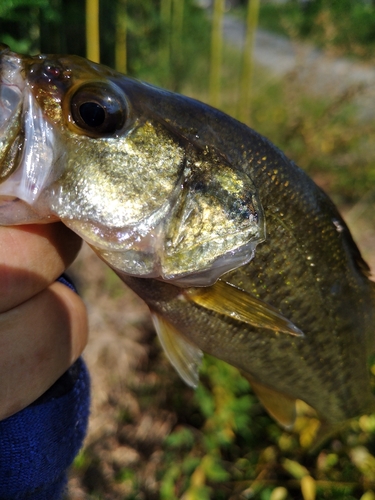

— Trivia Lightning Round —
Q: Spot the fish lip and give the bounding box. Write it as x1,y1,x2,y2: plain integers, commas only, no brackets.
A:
0,44,10,58
0,195,19,205
0,194,59,224
0,53,25,182
0,46,25,133
0,47,25,91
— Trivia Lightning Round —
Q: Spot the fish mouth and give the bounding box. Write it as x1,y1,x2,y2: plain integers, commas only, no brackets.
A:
0,193,59,225
0,195,19,204
0,46,60,225
0,45,25,182
0,44,25,89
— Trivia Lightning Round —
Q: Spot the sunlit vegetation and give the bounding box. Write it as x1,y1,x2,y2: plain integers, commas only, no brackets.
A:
255,0,375,60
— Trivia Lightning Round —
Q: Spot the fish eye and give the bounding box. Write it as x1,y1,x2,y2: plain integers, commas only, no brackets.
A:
79,102,106,127
70,82,127,136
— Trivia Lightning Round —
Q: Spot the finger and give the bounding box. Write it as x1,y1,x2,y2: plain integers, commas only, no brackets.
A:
0,223,82,313
0,281,88,420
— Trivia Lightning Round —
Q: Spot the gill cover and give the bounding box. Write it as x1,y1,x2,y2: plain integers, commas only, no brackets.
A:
0,46,265,286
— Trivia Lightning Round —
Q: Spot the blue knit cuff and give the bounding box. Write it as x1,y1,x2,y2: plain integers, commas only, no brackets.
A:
0,358,90,500
56,273,78,293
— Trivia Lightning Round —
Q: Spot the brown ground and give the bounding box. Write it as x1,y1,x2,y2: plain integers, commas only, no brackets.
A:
67,244,193,499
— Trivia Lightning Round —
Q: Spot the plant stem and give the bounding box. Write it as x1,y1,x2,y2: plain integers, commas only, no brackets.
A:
172,0,184,69
238,0,260,124
160,0,172,83
115,0,127,73
86,0,100,62
209,0,225,108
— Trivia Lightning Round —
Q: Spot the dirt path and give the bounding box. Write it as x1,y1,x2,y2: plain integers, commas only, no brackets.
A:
224,16,375,120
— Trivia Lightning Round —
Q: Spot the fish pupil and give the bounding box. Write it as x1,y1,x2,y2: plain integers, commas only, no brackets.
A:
79,102,106,128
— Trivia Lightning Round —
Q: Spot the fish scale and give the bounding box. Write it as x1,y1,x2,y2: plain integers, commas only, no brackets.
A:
0,44,374,446
224,203,373,421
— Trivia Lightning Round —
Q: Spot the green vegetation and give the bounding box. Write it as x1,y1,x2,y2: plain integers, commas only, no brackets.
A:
2,1,375,498
256,0,375,60
156,355,375,499
0,0,211,90
248,72,375,206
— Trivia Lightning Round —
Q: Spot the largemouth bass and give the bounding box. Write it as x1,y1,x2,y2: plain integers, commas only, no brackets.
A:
0,44,374,442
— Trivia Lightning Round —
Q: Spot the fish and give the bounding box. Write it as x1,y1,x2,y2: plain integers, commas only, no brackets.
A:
0,44,374,444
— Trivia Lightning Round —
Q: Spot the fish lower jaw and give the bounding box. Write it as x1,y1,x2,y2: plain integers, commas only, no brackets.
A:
0,196,58,224
95,244,257,288
0,195,18,203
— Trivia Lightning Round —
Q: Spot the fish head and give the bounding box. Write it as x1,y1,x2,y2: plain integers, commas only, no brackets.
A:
0,45,265,285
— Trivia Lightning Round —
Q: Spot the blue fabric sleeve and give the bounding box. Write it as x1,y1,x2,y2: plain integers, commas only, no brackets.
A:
0,275,90,500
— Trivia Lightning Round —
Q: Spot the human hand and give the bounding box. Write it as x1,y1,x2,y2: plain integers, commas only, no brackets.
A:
0,223,88,420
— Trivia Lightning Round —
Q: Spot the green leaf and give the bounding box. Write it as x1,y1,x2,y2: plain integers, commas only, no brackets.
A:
164,427,195,450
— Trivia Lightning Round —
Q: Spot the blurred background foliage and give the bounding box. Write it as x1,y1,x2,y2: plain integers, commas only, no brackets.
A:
0,0,212,89
256,0,375,60
2,1,375,499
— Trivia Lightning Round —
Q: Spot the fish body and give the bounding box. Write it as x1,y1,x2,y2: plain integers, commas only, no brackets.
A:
0,45,374,436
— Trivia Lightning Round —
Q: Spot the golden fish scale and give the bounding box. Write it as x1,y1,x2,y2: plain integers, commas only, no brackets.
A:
51,122,183,228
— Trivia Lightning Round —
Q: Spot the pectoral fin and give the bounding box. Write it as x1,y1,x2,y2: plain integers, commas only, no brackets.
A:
242,373,297,429
151,312,203,388
185,280,304,337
